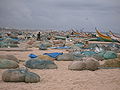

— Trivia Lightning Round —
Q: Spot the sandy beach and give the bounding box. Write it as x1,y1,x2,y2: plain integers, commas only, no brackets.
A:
0,48,120,90
0,0,120,89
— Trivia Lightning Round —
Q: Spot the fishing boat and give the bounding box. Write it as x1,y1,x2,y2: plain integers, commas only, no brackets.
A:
96,28,113,42
71,29,81,35
109,31,120,42
71,30,90,38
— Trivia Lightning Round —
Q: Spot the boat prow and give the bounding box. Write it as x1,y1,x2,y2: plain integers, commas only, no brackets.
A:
96,28,112,42
109,31,120,42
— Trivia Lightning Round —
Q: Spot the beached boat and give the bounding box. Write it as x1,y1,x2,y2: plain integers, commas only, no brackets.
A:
71,30,90,38
71,30,81,35
109,31,120,42
54,36,66,40
96,29,113,42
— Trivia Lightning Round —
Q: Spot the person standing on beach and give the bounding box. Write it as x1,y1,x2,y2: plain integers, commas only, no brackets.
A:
37,32,41,41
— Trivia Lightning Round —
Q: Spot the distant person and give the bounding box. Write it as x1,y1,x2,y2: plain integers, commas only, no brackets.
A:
37,32,41,41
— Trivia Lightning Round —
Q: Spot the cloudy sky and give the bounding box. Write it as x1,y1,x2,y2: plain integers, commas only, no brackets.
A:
0,0,120,32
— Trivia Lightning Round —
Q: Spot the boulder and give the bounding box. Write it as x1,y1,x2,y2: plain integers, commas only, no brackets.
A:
0,55,19,63
68,57,100,71
0,59,19,69
2,68,40,83
100,58,120,67
84,58,100,71
25,59,57,69
103,51,117,59
25,72,40,83
68,61,86,70
2,69,25,82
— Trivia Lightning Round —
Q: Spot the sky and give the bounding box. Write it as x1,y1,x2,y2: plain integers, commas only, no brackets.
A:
0,0,120,33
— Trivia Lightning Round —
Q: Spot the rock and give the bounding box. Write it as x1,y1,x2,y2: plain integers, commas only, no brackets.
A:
68,57,100,71
103,51,117,59
25,72,40,83
84,58,100,71
57,53,74,61
68,61,86,70
100,58,120,67
0,59,19,69
25,59,57,69
2,68,40,83
2,69,25,82
0,55,19,63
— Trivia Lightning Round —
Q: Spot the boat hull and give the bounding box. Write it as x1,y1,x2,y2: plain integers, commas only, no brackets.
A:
96,29,113,42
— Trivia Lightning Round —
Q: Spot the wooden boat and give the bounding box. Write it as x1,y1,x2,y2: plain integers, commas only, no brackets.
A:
71,29,81,35
109,31,120,42
54,36,66,40
96,29,113,42
71,30,90,38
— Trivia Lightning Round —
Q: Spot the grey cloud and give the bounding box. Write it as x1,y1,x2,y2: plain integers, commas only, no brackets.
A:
0,0,120,33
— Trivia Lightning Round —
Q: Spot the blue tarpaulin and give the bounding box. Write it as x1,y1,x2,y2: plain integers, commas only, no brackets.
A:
43,52,63,58
29,54,38,58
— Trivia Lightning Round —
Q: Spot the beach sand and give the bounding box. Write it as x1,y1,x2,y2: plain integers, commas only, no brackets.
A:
0,48,120,90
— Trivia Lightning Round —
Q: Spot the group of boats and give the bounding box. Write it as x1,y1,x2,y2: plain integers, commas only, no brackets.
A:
96,28,120,42
70,28,120,43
